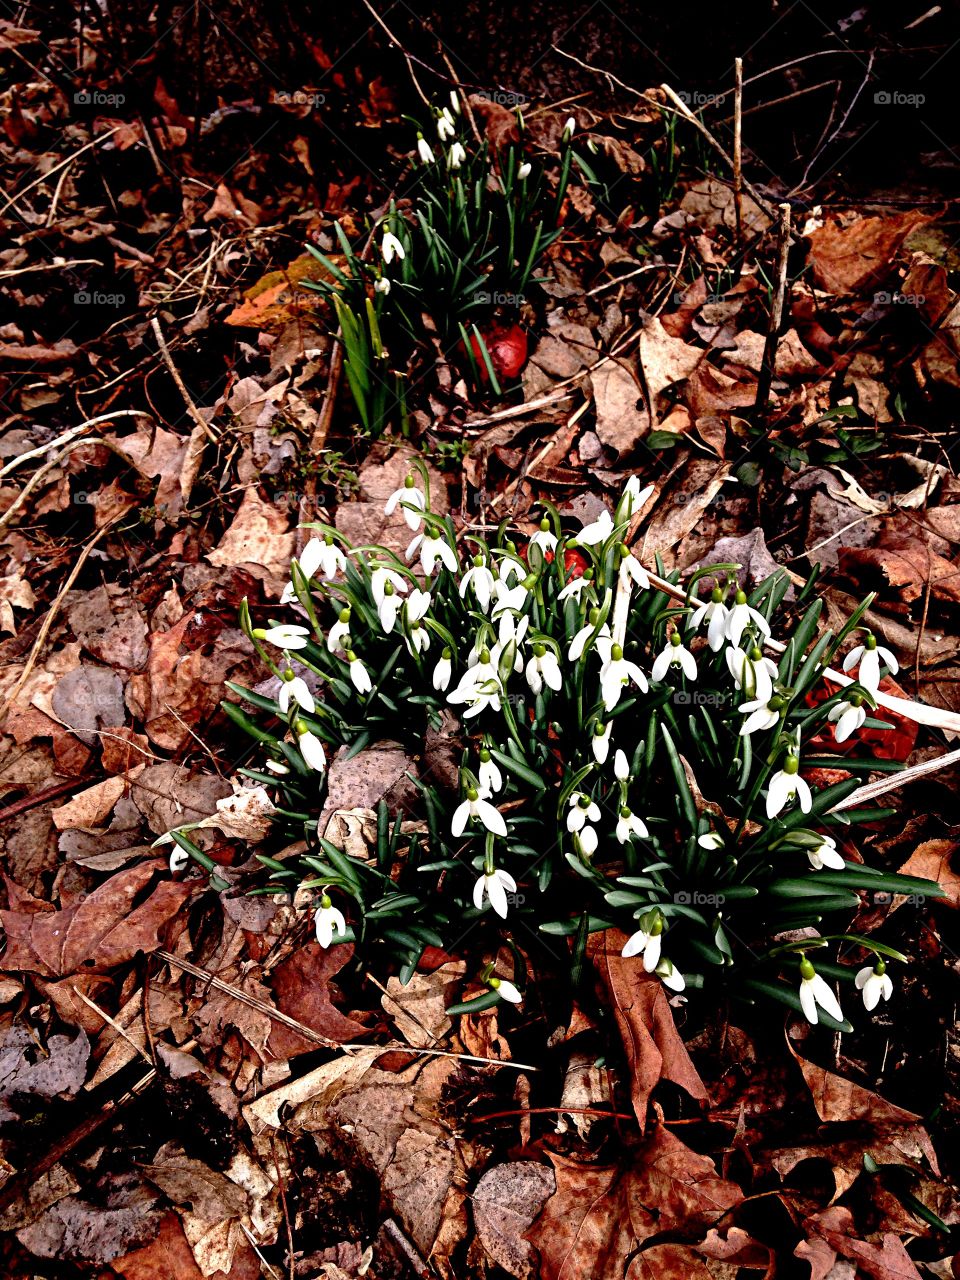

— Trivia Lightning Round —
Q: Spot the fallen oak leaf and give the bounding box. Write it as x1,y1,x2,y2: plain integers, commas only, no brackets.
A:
896,839,960,907
801,1205,922,1280
806,211,931,295
588,929,708,1125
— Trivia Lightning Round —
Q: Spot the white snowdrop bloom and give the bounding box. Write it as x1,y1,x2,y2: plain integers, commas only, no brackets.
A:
592,721,612,764
798,957,844,1025
381,230,405,263
460,558,496,612
517,161,532,179
472,866,516,917
614,749,630,781
828,695,867,744
689,588,730,652
447,653,502,717
567,793,600,833
297,724,327,772
651,632,698,682
617,477,655,520
347,652,373,695
807,835,844,871
562,115,576,140
478,750,503,794
497,554,526,585
558,574,592,601
264,758,290,775
619,550,650,591
327,608,352,653
656,959,686,992
491,578,530,617
530,518,558,554
371,565,408,606
417,134,436,164
577,824,599,856
405,618,431,656
842,633,898,693
384,476,427,532
169,847,190,874
489,977,522,1003
855,961,893,1011
600,643,649,711
374,276,391,295
726,589,772,648
377,584,402,634
432,648,453,691
726,646,777,703
576,509,615,547
738,691,785,737
278,670,315,714
622,916,663,971
453,787,508,838
766,755,812,819
280,536,344,603
525,644,562,695
256,624,311,651
568,611,609,662
315,895,347,948
448,140,467,168
491,612,529,672
403,588,432,653
407,530,458,576
437,111,455,140
616,806,648,844
449,90,461,115
698,831,724,850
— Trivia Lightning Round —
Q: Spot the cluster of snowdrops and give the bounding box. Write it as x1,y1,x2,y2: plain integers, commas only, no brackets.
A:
188,470,939,1028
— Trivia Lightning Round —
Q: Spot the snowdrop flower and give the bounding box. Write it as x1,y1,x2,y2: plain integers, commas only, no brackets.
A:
727,645,777,702
689,587,729,652
495,549,525,584
798,957,844,1026
739,691,785,737
567,793,600,833
828,693,867,744
517,161,532,179
616,477,655,522
264,758,290,776
656,959,686,992
478,749,503,794
407,530,458,576
403,588,432,655
698,831,724,850
169,847,190,874
281,536,344,602
766,754,812,818
592,721,612,764
488,976,522,1003
374,276,391,295
807,834,844,871
558,573,592,601
568,609,609,662
449,89,461,115
327,607,352,653
618,547,650,591
278,669,315,714
614,749,631,782
297,723,327,772
855,960,893,1011
622,913,663,970
600,643,648,711
453,786,508,838
433,647,453,691
472,866,516,917
617,806,648,844
417,134,436,164
562,115,576,141
315,894,347,948
371,565,408,608
255,624,310,651
651,631,697,682
384,474,427,531
346,651,372,695
525,643,562,694
725,588,772,648
376,580,402,633
437,110,455,140
491,611,528,673
530,518,557,555
577,824,599,856
448,140,467,168
491,577,530,617
448,651,502,717
460,556,496,612
381,230,405,263
576,509,615,547
843,633,898,693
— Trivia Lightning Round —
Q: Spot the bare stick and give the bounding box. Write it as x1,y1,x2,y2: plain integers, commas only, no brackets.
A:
150,316,219,443
754,203,792,414
742,57,747,243
0,409,152,478
0,126,120,217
